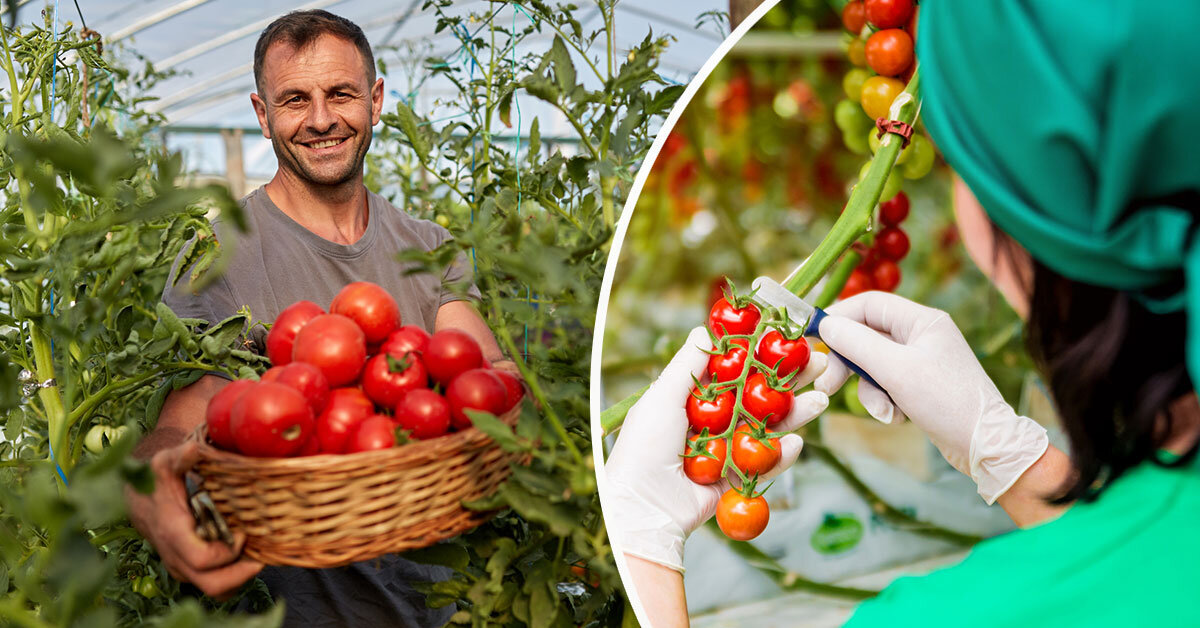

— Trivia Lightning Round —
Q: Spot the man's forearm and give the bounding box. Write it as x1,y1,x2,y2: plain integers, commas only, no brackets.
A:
133,375,228,460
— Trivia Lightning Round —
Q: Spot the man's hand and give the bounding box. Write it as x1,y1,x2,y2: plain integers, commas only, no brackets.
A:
126,440,263,599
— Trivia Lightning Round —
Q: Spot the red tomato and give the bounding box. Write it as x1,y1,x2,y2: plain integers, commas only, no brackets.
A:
742,373,793,426
864,0,913,29
841,0,866,33
361,353,429,409
261,361,330,416
205,379,256,451
426,329,484,387
291,314,367,387
865,29,913,78
707,338,749,384
708,297,761,338
266,301,324,366
297,434,322,456
755,331,810,378
316,387,375,454
879,191,910,226
840,268,875,300
348,415,396,453
446,368,508,429
492,370,525,412
329,281,401,344
394,389,452,439
683,435,727,485
230,382,314,457
686,386,736,434
731,424,781,476
873,259,902,292
381,325,432,358
716,489,769,541
876,226,910,260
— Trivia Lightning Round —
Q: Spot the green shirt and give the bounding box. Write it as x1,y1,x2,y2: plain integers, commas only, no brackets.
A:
844,457,1200,627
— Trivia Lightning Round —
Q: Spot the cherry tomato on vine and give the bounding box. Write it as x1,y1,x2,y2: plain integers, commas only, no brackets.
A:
394,389,452,439
899,133,935,179
205,379,257,452
755,331,810,378
291,314,367,388
707,338,749,383
876,226,911,260
683,435,727,485
426,329,484,386
865,29,913,78
842,68,872,103
266,300,324,366
708,297,761,338
860,76,905,120
841,0,866,33
330,281,401,344
716,489,769,541
873,259,902,292
686,386,736,434
864,0,914,29
846,38,867,68
879,191,910,226
731,423,781,476
348,416,396,453
741,373,793,426
840,269,875,300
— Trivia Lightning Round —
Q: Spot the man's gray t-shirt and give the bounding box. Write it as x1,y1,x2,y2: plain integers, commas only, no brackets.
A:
164,186,473,627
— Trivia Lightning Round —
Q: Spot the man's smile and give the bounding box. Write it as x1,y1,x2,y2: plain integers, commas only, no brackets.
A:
300,136,350,152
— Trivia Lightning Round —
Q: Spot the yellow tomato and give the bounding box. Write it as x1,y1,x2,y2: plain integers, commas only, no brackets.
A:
860,76,905,120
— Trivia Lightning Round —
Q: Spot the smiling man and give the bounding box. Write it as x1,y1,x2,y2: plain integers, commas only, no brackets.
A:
125,10,507,627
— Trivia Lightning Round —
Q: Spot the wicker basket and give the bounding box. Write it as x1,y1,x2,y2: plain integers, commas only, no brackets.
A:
190,406,522,568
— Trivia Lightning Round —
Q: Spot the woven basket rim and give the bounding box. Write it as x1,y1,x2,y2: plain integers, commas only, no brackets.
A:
191,404,521,469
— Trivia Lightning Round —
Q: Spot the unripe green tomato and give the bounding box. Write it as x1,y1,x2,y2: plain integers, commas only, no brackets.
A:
134,575,161,598
900,134,935,179
834,99,862,132
858,162,903,201
867,130,911,165
842,68,872,102
435,214,450,228
843,129,869,155
84,425,110,454
844,379,869,416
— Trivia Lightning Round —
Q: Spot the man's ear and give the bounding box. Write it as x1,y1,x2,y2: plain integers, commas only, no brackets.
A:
250,92,271,139
371,77,384,126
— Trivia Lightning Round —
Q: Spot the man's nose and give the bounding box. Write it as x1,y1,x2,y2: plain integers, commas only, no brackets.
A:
307,96,337,134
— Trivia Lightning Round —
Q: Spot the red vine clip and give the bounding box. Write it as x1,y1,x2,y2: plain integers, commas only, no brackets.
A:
875,117,914,149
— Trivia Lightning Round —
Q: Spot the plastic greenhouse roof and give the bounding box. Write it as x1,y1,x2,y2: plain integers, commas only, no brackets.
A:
53,1,725,177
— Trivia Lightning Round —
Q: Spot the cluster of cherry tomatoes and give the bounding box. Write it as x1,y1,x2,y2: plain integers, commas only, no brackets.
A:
204,281,522,458
833,0,934,199
682,288,812,541
840,191,912,298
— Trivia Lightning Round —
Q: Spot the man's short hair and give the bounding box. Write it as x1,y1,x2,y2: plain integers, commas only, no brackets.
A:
253,10,375,93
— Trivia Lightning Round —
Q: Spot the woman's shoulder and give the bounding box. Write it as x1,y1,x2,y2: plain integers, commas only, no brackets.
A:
843,460,1200,627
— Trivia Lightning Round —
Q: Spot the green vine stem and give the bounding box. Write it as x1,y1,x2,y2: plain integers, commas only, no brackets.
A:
804,440,982,546
703,520,878,600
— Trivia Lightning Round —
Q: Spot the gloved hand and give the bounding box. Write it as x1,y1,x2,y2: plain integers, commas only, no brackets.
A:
603,327,830,572
814,291,1048,504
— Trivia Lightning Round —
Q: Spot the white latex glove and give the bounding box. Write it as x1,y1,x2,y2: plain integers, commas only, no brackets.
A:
813,291,1048,504
604,326,830,572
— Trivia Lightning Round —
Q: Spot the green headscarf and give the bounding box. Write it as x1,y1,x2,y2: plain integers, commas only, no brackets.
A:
917,0,1200,388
